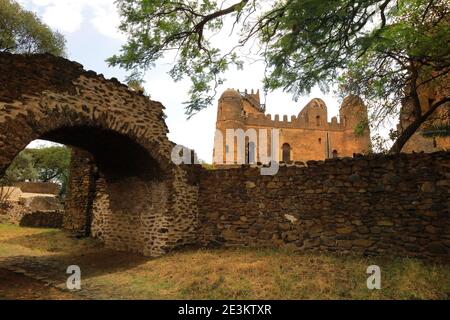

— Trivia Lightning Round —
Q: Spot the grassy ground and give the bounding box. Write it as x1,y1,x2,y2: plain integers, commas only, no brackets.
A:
0,223,449,300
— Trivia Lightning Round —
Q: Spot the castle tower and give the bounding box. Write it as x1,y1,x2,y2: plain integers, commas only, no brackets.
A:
217,89,243,122
339,95,371,154
214,89,245,164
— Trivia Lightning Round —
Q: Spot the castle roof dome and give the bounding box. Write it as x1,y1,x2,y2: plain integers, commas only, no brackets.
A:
339,95,364,110
220,88,241,99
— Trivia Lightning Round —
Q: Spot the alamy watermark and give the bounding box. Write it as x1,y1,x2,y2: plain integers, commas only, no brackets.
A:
366,265,381,290
171,128,281,175
66,265,81,290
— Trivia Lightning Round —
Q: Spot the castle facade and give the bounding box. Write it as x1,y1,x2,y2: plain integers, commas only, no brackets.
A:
213,89,371,164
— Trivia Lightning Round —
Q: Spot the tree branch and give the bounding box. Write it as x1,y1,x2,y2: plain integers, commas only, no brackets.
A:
390,97,450,153
194,0,249,50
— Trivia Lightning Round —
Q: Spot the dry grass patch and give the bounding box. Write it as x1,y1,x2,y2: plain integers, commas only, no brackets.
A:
0,224,448,300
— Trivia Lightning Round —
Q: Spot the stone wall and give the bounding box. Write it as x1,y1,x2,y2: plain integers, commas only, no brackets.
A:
19,211,63,228
195,152,450,262
14,182,60,195
0,183,63,227
0,202,63,228
63,147,96,236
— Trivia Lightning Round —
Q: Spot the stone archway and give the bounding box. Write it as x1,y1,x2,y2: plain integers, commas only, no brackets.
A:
0,53,199,257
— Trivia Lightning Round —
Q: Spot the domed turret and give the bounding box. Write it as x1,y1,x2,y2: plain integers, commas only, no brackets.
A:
339,95,371,154
217,88,243,121
214,89,245,165
339,95,368,128
220,88,241,99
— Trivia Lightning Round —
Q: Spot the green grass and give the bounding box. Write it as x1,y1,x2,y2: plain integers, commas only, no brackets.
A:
0,223,449,300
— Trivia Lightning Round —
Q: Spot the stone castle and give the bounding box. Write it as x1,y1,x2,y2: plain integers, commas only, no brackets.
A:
1,53,449,262
213,89,371,164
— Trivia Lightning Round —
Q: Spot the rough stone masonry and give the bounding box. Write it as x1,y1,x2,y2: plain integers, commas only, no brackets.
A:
0,53,199,256
0,53,449,262
192,152,449,262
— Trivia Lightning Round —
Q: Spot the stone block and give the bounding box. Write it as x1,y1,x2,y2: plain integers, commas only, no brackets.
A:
336,226,353,234
353,239,374,247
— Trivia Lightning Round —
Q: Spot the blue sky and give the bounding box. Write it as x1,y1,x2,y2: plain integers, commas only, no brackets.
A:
19,0,385,163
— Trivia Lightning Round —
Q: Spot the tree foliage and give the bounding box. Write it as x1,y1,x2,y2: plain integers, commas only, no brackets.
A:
30,147,71,184
109,0,449,152
0,0,66,55
4,150,38,182
127,78,150,96
340,0,450,152
4,146,71,195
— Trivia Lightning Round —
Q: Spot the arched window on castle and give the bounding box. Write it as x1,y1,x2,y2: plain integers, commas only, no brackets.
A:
225,145,229,154
316,115,320,126
282,143,291,162
332,150,338,158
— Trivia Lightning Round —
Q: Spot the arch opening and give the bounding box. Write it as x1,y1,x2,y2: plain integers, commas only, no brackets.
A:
0,125,168,253
40,126,163,182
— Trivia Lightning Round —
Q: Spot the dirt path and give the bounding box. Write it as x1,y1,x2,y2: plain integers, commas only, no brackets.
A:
0,268,79,300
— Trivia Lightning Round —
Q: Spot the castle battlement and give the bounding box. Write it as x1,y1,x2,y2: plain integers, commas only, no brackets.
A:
242,112,345,130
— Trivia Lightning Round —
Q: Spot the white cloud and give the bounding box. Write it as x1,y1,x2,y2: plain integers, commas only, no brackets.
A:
40,2,84,33
89,4,126,41
21,0,124,39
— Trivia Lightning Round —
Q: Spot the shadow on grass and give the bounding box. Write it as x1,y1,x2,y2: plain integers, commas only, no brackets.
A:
0,268,79,300
1,231,151,285
3,228,98,252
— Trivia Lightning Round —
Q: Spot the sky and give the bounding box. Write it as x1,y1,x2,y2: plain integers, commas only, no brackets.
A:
18,0,390,163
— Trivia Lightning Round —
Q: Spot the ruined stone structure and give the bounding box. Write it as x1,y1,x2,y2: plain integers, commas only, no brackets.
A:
0,53,448,262
14,182,61,195
0,53,198,256
213,89,371,164
0,183,63,228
